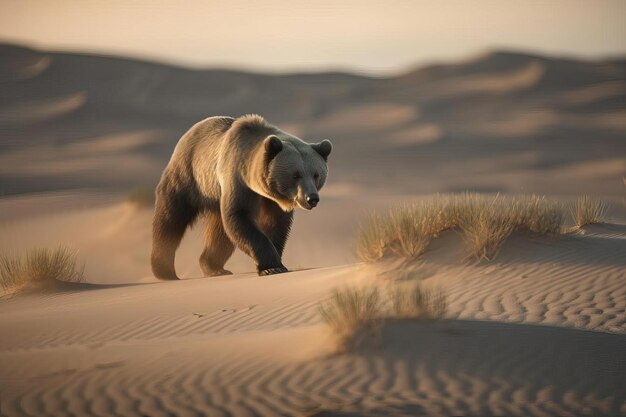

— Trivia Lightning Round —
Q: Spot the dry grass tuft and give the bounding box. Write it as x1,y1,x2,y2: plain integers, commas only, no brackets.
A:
571,195,608,227
455,196,515,261
356,199,448,262
356,193,566,262
0,246,84,292
320,282,446,351
319,286,382,351
513,195,565,234
389,283,447,320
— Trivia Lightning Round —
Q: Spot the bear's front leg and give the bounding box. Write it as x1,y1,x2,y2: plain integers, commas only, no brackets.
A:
224,210,288,275
221,192,288,276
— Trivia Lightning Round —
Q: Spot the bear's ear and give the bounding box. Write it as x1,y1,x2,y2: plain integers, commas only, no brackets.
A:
312,139,332,161
264,135,283,161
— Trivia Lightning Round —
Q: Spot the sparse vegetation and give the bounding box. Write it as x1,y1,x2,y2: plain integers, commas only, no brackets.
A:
356,193,566,262
390,282,447,319
356,200,446,262
319,282,446,351
570,195,607,228
126,186,156,209
0,246,84,292
319,286,382,351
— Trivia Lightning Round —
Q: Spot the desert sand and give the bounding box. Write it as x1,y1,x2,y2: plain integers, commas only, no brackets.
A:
1,44,625,416
0,193,624,417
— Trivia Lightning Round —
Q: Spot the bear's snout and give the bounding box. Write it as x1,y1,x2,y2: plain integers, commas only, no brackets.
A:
296,192,319,210
306,193,319,208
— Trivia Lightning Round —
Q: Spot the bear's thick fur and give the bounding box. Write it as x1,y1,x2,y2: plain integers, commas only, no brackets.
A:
151,115,332,279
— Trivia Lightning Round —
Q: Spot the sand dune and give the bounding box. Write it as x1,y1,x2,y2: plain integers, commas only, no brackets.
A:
1,43,624,416
0,91,86,126
2,319,623,417
423,226,625,333
0,194,624,417
1,44,624,197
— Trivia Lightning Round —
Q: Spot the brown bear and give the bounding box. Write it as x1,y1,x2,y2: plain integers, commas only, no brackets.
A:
151,114,332,279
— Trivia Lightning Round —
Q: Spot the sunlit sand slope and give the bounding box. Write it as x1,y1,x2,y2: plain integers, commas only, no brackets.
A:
0,216,624,416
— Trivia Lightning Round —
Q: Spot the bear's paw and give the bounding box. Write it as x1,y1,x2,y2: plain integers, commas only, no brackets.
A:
259,266,289,276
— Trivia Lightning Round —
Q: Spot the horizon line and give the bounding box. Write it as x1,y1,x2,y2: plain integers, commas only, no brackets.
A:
2,39,625,78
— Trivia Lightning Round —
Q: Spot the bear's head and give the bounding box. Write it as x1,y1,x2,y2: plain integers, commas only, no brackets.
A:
263,135,332,211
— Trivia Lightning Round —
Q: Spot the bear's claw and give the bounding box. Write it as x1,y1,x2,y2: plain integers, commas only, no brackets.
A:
259,267,289,276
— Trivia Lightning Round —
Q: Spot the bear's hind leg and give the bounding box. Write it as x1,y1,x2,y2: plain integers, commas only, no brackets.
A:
199,211,235,277
151,194,196,280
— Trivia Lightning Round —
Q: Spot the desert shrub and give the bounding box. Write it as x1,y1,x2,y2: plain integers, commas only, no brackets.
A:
571,195,607,227
356,193,566,262
319,282,446,351
0,246,84,292
356,213,388,262
389,282,447,319
126,186,155,209
513,195,564,234
455,195,515,261
356,199,450,262
319,286,382,351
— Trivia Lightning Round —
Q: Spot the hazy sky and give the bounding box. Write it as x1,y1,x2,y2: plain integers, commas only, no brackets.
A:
1,0,624,74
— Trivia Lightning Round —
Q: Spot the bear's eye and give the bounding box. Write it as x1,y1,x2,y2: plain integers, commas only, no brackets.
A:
314,173,319,180
293,172,302,180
